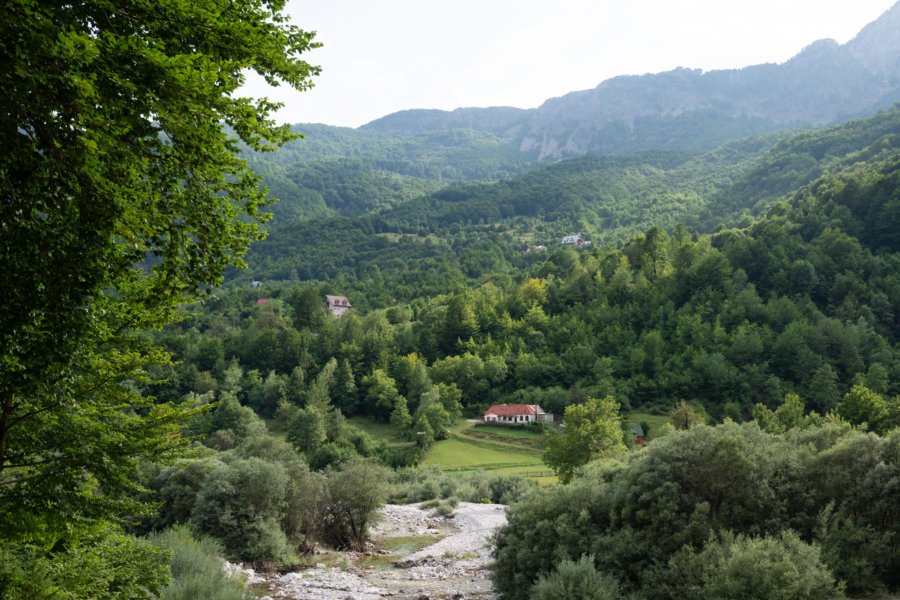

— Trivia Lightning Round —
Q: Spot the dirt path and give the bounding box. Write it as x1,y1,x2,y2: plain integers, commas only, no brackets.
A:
247,502,506,600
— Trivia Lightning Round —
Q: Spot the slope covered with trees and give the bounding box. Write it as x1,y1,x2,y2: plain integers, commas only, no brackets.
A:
162,150,900,432
241,105,900,307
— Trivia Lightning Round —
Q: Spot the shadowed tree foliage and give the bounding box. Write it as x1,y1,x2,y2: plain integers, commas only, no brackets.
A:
0,0,319,594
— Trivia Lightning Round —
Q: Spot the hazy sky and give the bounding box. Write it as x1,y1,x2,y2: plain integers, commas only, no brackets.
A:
243,0,897,128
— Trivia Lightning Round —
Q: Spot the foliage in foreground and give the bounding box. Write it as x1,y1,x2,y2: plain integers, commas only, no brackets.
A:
531,555,624,600
648,531,840,600
146,425,390,563
0,523,170,600
1,0,319,596
150,527,250,600
492,421,898,599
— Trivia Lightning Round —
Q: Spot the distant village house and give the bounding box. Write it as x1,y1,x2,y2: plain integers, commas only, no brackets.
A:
561,234,588,246
324,294,352,318
483,404,553,424
630,424,646,448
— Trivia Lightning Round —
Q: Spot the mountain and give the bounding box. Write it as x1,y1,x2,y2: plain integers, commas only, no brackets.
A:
362,106,530,138
846,0,900,82
360,2,900,159
242,106,900,299
248,124,534,222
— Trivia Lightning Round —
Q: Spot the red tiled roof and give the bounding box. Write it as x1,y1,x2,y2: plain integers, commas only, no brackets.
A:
256,298,269,304
484,404,544,417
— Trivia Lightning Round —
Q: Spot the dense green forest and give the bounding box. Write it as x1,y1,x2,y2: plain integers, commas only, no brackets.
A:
239,106,900,308
3,0,899,597
132,135,900,597
158,150,900,425
247,124,533,222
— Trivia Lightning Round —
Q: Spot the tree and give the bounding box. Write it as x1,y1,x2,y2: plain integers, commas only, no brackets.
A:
390,396,413,435
670,400,707,430
307,358,338,411
191,458,291,563
331,359,359,414
807,364,841,414
641,226,673,281
362,369,403,421
543,396,626,483
322,459,389,550
753,394,818,433
836,384,892,434
441,291,479,353
0,0,319,547
287,407,327,456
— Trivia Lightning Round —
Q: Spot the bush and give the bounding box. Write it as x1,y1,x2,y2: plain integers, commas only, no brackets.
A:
649,531,840,600
309,441,356,470
389,467,536,505
0,523,170,600
322,459,390,550
151,459,219,530
151,526,249,600
492,423,803,599
531,555,623,600
190,458,291,564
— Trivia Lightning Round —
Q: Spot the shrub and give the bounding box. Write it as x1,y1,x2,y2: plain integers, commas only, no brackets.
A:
648,531,840,600
0,524,170,600
308,441,356,470
151,459,219,530
389,467,536,505
531,555,622,600
151,526,249,600
190,458,291,564
322,459,390,550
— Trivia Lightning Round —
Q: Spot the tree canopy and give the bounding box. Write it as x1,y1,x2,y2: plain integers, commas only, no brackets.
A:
0,0,319,554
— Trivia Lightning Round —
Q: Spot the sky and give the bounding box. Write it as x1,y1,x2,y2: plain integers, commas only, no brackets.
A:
242,0,898,128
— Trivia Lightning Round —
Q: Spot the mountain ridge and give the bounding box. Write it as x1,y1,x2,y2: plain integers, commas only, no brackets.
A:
359,2,900,159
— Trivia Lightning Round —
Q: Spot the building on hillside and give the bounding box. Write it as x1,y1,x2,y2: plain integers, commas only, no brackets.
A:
483,404,553,424
255,297,269,305
250,280,262,288
562,234,585,246
629,424,646,448
324,294,352,318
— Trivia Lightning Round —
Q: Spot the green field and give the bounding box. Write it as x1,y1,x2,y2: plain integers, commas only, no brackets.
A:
348,416,412,447
626,412,671,439
422,421,552,480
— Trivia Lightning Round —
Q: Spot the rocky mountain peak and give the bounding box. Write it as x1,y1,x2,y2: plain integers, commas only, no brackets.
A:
846,0,900,82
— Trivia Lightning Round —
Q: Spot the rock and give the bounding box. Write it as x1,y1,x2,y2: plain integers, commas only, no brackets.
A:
278,572,301,584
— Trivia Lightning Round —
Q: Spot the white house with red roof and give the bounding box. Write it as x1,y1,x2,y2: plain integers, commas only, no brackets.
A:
324,294,352,318
483,404,553,424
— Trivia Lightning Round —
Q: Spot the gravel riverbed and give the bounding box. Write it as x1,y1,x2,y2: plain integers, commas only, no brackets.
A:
241,502,507,600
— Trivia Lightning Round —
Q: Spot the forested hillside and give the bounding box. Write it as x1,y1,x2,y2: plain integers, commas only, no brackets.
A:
240,105,900,306
5,1,899,598
163,150,900,428
128,142,899,597
248,124,532,223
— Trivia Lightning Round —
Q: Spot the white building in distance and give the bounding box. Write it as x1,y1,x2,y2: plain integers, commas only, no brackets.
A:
324,295,352,318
